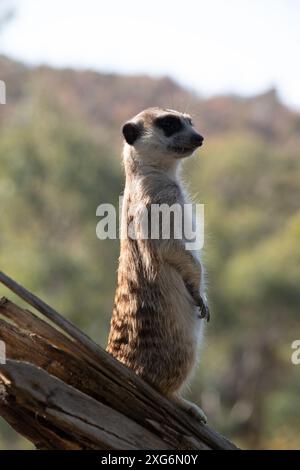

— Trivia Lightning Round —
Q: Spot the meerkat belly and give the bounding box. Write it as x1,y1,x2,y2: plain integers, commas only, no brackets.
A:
141,266,202,394
107,265,203,395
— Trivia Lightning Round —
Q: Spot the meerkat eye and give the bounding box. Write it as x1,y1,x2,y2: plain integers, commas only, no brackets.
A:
155,115,182,137
187,117,193,126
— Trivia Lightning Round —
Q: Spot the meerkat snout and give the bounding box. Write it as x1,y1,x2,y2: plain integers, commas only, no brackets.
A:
189,132,204,147
122,107,204,161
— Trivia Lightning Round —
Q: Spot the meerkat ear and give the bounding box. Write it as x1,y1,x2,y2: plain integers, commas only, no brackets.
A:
122,122,140,145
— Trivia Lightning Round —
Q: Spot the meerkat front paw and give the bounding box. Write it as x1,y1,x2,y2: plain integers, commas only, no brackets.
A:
185,283,210,322
197,297,210,322
192,289,210,322
172,396,207,424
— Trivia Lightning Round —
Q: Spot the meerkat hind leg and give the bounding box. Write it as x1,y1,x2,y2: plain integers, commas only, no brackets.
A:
171,396,207,424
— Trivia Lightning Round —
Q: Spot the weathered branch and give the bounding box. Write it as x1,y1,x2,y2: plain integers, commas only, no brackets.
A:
0,271,237,450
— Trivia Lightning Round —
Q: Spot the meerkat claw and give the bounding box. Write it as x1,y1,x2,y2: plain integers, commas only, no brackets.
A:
186,285,210,321
173,397,207,424
198,297,210,322
187,404,207,424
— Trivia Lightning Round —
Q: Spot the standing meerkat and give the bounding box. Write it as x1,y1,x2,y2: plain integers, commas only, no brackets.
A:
107,107,209,423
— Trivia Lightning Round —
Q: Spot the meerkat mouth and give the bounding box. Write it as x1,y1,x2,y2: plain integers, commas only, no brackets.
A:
168,144,201,155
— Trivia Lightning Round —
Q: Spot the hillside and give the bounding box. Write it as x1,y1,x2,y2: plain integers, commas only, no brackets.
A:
0,55,300,450
1,55,299,142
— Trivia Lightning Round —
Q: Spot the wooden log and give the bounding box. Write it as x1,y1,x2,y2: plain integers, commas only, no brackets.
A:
0,361,170,450
0,272,238,450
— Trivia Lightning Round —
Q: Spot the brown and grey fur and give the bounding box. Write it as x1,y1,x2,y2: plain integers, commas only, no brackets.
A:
107,107,209,422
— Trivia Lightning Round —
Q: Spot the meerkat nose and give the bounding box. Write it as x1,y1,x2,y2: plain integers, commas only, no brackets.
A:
191,133,204,147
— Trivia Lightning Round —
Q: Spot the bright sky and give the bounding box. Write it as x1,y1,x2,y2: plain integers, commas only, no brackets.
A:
1,0,300,110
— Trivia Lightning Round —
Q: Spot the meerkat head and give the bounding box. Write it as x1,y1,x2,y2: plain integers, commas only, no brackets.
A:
122,107,204,168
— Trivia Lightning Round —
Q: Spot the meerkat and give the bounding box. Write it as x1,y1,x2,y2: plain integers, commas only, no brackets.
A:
106,107,209,423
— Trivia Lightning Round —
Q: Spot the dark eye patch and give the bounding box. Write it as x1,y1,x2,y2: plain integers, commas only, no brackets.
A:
155,114,183,137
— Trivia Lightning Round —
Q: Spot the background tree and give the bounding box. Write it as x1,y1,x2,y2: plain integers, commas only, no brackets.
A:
0,52,299,449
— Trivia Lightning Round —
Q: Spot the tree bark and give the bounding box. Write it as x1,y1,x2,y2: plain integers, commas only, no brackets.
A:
0,271,237,450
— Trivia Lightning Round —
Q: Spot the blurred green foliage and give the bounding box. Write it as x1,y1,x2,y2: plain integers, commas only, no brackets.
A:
0,56,299,449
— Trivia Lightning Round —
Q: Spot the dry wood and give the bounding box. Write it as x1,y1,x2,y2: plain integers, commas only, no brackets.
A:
0,271,238,450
